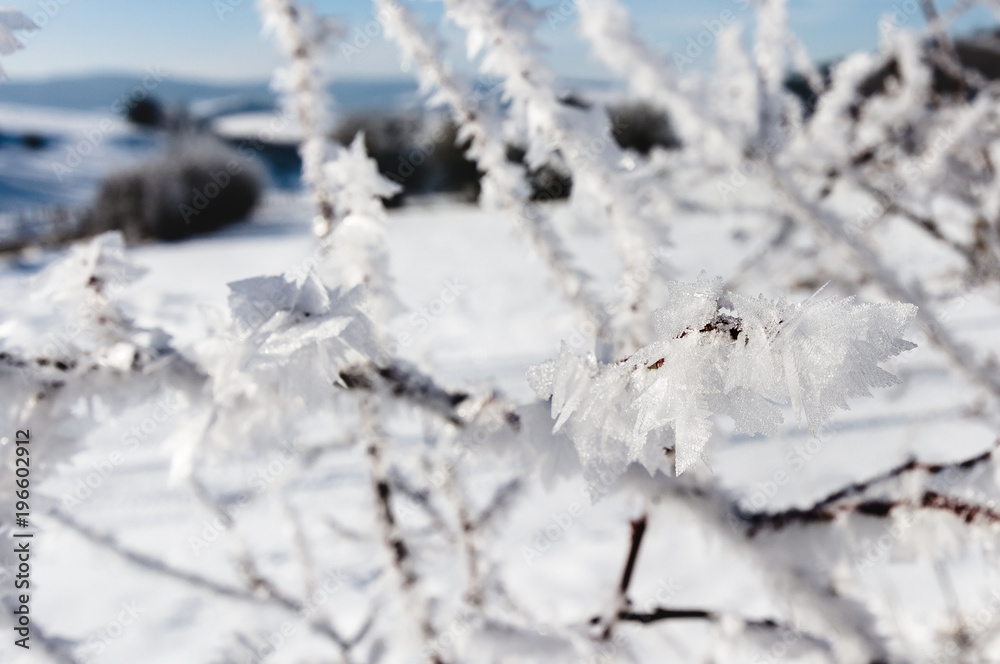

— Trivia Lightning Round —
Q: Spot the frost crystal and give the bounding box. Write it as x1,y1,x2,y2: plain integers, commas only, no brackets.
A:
529,275,917,476
0,9,37,81
200,272,379,407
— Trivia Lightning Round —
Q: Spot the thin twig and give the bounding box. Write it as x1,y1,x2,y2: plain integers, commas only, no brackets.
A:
740,444,997,535
360,397,448,664
48,509,355,655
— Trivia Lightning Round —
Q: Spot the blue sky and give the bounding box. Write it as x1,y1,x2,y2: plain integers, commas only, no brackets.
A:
2,0,996,82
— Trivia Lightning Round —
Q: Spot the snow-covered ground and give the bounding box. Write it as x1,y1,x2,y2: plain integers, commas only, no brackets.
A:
2,98,1000,664
0,104,164,215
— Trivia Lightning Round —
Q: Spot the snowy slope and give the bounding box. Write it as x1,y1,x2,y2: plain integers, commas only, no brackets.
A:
0,179,997,663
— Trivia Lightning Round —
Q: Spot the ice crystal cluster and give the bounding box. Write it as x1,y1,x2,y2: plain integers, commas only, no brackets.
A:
528,276,917,475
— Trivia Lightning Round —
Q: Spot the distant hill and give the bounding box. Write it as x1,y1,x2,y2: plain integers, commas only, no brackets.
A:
0,73,618,117
0,74,425,115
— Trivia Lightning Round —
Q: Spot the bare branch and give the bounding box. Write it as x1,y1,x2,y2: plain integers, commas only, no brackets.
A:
48,509,354,653
339,361,519,431
740,445,998,536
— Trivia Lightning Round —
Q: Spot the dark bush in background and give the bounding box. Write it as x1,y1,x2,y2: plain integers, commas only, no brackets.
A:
785,31,1000,114
234,99,682,207
332,114,482,206
84,140,262,242
606,101,681,154
333,114,422,207
0,131,50,150
409,120,481,202
227,139,301,189
21,133,48,150
501,101,680,202
504,145,573,202
954,31,1000,80
125,97,166,129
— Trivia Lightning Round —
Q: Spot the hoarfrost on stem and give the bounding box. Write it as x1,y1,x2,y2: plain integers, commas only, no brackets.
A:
528,275,917,477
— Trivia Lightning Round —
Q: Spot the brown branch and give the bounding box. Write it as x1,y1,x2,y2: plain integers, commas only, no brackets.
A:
617,607,713,623
48,509,356,653
920,490,1000,524
360,398,448,664
854,179,979,264
618,515,647,597
265,0,338,235
339,361,520,431
474,478,523,529
740,455,999,537
596,513,649,640
597,606,834,656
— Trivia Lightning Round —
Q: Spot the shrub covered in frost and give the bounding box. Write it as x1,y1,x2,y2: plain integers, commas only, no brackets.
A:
7,1,1000,663
84,139,262,241
123,96,166,129
607,101,681,154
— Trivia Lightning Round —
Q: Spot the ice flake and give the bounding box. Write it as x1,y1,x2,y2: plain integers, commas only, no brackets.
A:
529,277,917,482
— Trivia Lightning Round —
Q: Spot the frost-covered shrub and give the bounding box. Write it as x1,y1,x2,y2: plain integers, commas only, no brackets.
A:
504,143,573,201
607,101,681,154
84,139,262,241
9,0,1000,662
0,233,197,530
123,96,166,128
855,30,1000,99
503,102,680,201
21,132,47,149
954,29,1000,81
